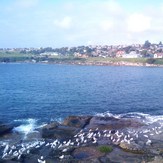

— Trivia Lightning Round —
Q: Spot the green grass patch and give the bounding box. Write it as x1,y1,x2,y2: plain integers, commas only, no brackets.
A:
86,57,147,63
154,59,163,65
98,145,113,153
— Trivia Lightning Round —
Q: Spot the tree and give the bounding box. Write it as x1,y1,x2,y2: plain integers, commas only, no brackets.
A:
147,58,156,64
143,40,151,49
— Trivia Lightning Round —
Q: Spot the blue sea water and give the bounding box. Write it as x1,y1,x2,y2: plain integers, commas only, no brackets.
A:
0,63,163,127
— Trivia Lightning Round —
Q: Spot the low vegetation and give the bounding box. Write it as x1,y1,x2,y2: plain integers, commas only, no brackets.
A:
1,52,163,65
98,145,113,153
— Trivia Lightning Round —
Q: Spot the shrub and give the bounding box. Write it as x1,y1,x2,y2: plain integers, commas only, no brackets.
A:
146,58,156,64
98,145,113,153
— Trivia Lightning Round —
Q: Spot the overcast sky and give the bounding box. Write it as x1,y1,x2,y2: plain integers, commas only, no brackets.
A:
1,0,163,48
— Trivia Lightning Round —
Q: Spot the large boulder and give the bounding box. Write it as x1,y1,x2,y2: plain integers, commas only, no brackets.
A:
41,122,78,140
119,142,145,154
0,123,14,136
73,146,104,160
103,147,146,163
86,116,144,130
63,116,92,128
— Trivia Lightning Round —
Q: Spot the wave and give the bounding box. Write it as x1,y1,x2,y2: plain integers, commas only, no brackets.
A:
13,118,38,136
95,111,163,126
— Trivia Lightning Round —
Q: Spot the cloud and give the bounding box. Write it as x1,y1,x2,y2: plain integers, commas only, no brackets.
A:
127,13,151,32
99,20,113,31
54,16,72,29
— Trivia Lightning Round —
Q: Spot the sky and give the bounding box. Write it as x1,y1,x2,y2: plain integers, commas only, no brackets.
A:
1,0,163,48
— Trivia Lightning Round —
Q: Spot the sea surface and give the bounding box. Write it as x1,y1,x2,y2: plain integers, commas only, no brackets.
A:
0,63,163,133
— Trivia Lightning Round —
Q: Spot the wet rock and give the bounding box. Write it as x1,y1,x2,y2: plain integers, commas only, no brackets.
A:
105,147,146,163
147,156,163,163
1,161,20,163
73,146,104,160
42,124,78,140
86,116,144,130
63,116,92,128
42,122,59,130
78,158,101,163
21,154,41,163
119,142,145,154
0,123,14,136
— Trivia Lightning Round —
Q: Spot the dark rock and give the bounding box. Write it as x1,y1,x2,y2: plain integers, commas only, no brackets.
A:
73,146,104,160
119,142,145,154
147,156,163,163
86,116,144,130
105,147,146,163
78,158,101,163
41,124,78,140
63,116,92,129
21,154,41,163
0,123,14,136
1,161,20,163
42,122,59,130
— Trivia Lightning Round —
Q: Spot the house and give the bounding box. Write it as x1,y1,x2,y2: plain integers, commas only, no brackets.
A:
122,51,141,58
154,53,163,58
116,50,126,57
40,52,59,56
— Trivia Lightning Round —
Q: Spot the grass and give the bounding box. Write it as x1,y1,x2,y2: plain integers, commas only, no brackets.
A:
98,145,113,153
1,52,163,65
86,57,147,63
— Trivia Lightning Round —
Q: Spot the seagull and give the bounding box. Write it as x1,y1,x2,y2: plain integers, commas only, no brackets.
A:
18,154,21,160
144,135,148,138
62,148,68,152
45,143,50,146
38,158,46,163
146,139,152,145
59,155,64,159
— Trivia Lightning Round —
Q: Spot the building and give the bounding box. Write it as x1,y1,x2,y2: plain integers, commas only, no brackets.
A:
122,51,141,58
154,53,163,58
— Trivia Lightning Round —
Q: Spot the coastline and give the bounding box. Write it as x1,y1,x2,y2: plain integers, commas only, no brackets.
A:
1,60,163,68
0,114,163,162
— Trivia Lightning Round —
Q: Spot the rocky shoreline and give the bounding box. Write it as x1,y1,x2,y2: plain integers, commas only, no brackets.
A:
0,115,163,163
2,60,163,68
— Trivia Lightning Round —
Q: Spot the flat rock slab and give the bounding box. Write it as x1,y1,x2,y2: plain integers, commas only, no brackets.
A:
104,147,148,163
119,142,145,154
63,116,92,128
0,123,14,136
86,116,144,130
73,146,104,160
42,124,78,140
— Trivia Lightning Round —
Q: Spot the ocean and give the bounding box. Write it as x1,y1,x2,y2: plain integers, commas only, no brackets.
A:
0,63,163,134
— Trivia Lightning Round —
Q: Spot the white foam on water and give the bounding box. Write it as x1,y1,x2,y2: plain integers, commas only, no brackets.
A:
95,111,121,119
95,111,163,126
13,118,37,136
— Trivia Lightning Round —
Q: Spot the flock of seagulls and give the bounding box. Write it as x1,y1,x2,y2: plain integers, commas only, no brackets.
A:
0,124,162,162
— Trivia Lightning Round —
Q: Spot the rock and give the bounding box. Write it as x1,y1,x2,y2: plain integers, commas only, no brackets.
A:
21,154,43,163
63,116,92,128
42,122,59,130
119,142,145,154
1,161,20,163
41,124,78,140
147,156,163,163
105,147,146,163
0,123,14,136
78,158,101,163
73,146,104,160
86,116,144,130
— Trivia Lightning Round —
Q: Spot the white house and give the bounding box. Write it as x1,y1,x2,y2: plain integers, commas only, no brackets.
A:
122,51,140,58
154,53,163,58
40,52,59,56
